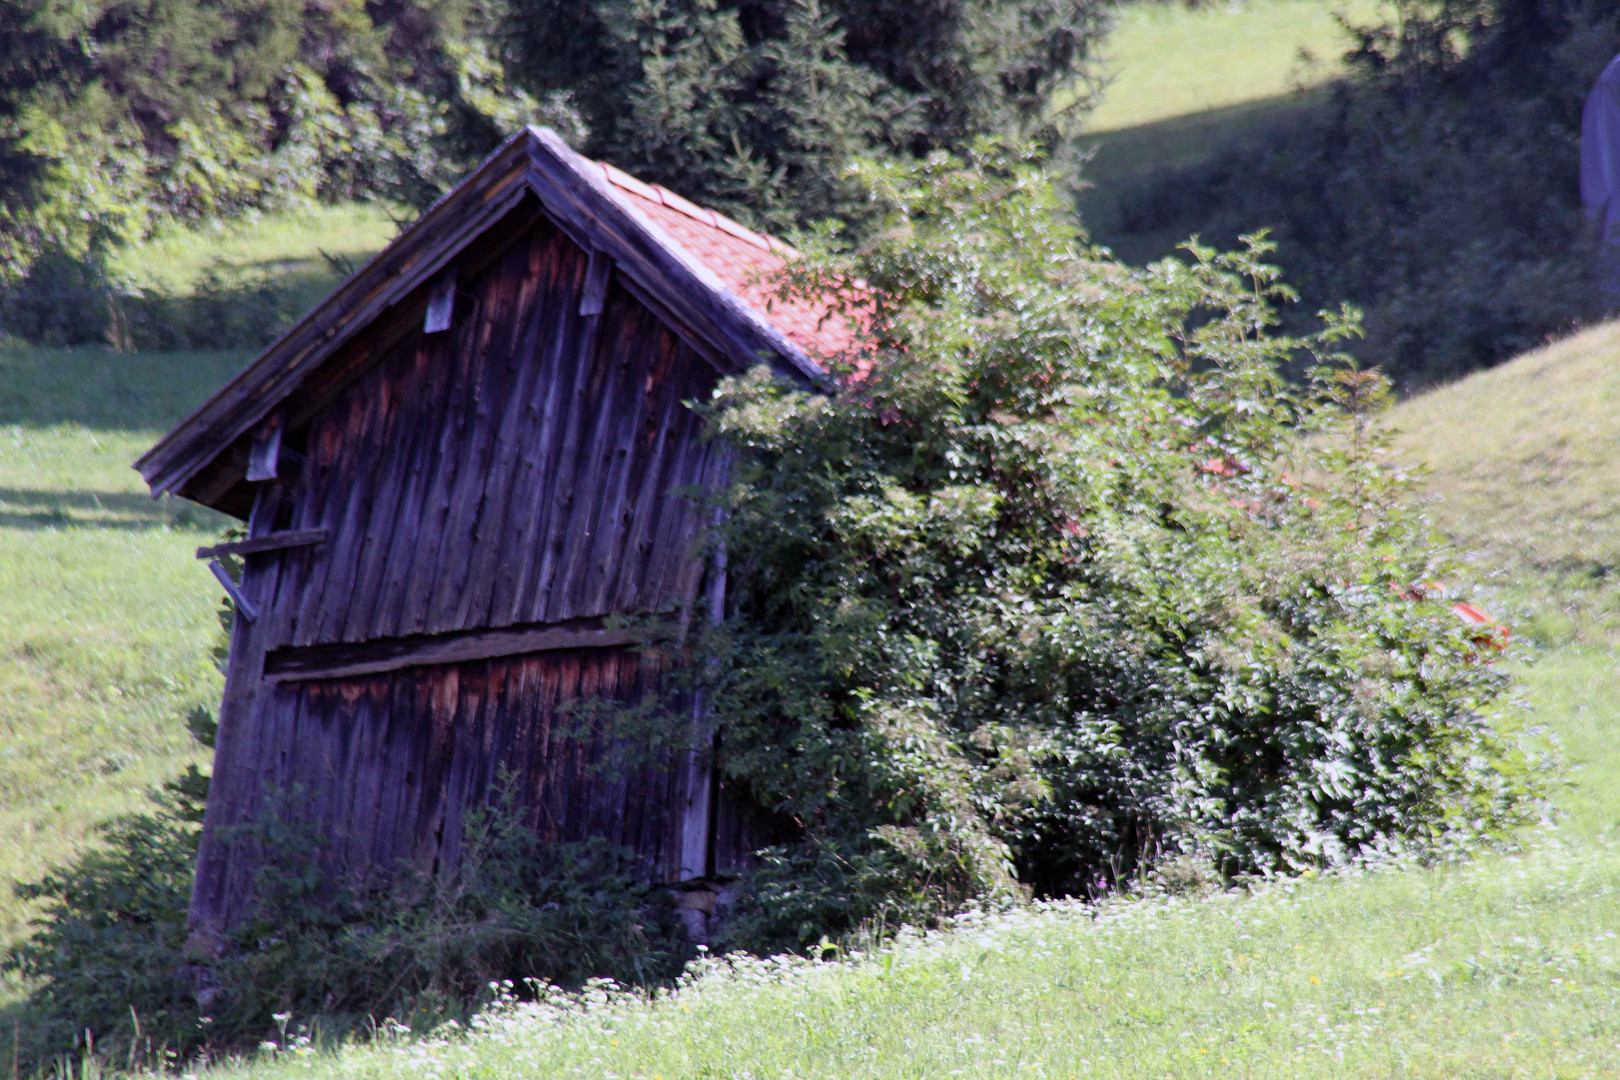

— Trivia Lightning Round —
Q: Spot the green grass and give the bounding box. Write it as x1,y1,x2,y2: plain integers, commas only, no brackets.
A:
0,348,245,959
1084,0,1386,135
0,198,396,995
106,201,401,325
129,652,1615,1080
191,649,1620,1080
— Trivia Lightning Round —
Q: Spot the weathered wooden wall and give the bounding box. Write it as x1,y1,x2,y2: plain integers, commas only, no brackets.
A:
191,210,762,938
274,215,726,647
218,649,679,912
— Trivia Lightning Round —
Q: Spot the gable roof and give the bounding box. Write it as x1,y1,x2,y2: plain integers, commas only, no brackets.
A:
136,126,848,511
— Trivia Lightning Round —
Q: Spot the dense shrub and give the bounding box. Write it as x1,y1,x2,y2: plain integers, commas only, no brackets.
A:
500,0,1113,232
119,262,299,351
1109,0,1620,387
695,147,1554,951
0,0,559,282
0,249,118,347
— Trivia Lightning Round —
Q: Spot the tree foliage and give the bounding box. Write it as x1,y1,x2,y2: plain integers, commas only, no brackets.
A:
695,148,1553,949
0,0,571,279
499,0,1113,229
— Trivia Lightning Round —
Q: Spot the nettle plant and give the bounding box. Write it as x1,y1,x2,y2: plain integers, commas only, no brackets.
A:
699,147,1554,949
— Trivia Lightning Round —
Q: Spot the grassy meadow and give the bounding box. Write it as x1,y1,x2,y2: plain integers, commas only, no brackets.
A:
0,205,396,978
0,349,236,955
1,246,1616,1077
1385,321,1620,649
107,202,402,321
1083,0,1386,134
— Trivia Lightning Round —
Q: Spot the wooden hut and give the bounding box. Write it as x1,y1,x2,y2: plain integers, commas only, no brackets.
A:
135,127,851,948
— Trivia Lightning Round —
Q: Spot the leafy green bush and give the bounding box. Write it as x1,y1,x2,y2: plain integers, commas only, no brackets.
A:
0,248,117,346
697,146,1555,950
0,0,558,282
501,0,1113,231
120,261,298,351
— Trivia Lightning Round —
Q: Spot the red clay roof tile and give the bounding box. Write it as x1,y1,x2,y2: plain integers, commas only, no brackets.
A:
592,161,858,363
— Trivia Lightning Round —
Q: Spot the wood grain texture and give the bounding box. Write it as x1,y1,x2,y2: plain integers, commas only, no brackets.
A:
136,126,825,513
196,648,691,932
269,218,723,649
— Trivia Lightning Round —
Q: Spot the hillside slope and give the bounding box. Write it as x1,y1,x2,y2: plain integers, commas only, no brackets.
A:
2,212,1618,1080
1386,320,1620,645
1074,0,1379,243
0,202,397,959
0,347,241,960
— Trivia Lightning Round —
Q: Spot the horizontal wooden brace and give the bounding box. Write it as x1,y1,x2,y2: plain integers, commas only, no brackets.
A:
197,529,329,561
263,618,645,683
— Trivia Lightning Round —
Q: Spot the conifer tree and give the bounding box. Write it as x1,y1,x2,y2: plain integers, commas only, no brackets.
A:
498,0,1113,229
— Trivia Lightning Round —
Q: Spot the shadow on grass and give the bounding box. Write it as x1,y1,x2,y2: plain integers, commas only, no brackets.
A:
0,488,226,532
1074,86,1339,259
0,347,251,431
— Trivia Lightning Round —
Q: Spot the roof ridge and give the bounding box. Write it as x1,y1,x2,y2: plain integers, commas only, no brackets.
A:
595,159,797,257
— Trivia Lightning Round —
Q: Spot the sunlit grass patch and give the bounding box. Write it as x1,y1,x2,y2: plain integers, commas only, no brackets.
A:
105,201,402,321
1083,0,1386,135
1386,319,1620,647
108,201,401,296
1073,0,1385,251
0,351,240,959
208,831,1620,1080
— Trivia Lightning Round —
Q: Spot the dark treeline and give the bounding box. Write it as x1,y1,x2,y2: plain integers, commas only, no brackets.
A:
1112,0,1620,388
5,0,1615,386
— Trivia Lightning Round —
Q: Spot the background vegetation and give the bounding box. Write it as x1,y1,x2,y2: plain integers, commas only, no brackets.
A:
694,152,1547,952
8,0,1619,387
1094,0,1620,387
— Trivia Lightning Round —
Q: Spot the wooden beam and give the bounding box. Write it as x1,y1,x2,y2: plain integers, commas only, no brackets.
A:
208,560,260,621
245,414,283,482
678,495,730,881
263,618,643,683
423,263,458,333
579,249,611,316
196,528,329,561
